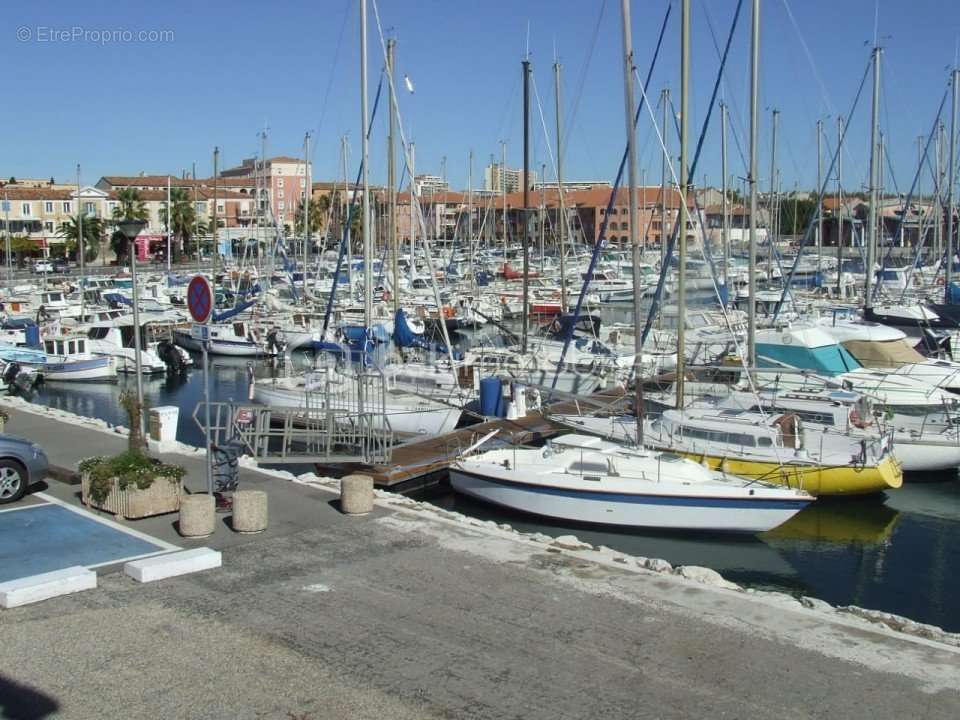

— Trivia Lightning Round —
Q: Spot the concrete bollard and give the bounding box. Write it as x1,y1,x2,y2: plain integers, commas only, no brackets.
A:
231,490,268,533
179,494,216,538
340,474,374,515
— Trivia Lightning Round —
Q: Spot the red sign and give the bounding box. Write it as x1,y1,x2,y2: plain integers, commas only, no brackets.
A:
187,275,213,324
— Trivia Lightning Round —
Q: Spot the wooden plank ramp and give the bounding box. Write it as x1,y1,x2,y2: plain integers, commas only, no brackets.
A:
316,386,630,488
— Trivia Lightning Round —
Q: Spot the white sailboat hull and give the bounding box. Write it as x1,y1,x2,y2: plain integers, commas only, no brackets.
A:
251,383,461,438
449,466,807,532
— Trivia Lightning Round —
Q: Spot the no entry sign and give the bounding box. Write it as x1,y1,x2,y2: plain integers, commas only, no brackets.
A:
187,275,213,324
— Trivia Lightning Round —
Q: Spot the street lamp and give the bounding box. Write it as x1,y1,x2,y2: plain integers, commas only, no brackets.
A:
117,217,148,444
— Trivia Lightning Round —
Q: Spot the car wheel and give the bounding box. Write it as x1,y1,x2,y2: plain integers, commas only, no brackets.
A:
0,459,27,504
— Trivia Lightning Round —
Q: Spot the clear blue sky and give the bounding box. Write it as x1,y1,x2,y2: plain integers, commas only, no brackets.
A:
4,0,959,195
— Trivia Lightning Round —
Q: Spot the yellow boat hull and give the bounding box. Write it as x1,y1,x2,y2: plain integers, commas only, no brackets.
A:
661,451,902,497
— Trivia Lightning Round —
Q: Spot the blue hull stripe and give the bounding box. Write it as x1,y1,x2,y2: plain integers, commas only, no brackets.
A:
454,469,812,510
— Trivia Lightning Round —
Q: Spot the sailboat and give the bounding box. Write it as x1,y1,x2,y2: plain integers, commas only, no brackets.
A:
451,433,813,532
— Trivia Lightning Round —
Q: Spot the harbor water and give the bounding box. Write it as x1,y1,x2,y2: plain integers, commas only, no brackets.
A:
22,346,960,634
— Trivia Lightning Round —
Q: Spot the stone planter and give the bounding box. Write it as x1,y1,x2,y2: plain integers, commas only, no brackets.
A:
81,473,183,519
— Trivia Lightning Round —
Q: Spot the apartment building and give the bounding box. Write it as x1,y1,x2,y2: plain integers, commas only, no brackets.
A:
218,156,311,230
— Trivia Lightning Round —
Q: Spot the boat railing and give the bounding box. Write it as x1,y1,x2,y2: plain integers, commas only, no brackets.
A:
195,367,393,464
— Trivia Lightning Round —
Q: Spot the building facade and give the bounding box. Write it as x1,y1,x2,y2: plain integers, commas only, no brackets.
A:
483,163,537,194
218,156,311,230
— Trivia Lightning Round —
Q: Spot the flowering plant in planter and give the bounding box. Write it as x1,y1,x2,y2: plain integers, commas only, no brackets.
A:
79,451,186,518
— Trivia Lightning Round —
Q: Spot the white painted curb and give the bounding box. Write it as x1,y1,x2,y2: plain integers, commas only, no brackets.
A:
124,548,222,583
0,566,97,608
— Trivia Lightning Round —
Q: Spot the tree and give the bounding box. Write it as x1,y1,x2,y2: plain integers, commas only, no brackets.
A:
110,229,130,264
112,188,148,222
295,194,329,238
9,235,36,267
779,198,818,239
57,214,103,263
158,188,203,263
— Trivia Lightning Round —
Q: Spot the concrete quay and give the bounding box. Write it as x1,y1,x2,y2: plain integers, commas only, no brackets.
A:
0,400,958,719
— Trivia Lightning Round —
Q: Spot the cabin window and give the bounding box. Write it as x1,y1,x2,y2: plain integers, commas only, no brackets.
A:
56,341,65,355
234,322,246,337
68,341,76,354
44,341,54,353
88,327,109,340
680,426,756,447
569,461,609,475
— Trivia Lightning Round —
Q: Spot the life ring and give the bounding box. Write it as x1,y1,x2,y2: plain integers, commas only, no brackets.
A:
383,290,391,302
442,305,455,318
937,276,945,286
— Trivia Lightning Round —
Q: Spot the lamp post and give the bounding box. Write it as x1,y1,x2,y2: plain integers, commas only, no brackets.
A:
117,217,148,443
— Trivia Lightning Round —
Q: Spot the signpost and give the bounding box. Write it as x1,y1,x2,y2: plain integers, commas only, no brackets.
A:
188,275,215,495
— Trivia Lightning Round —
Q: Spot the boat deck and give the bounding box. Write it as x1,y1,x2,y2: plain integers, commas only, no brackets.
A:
315,386,631,489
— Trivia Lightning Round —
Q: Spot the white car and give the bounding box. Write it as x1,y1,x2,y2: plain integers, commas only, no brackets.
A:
33,261,53,274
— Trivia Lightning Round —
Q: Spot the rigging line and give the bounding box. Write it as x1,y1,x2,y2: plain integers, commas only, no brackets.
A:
312,0,352,158
772,56,873,322
780,0,836,119
639,0,745,347
562,0,608,162
880,88,950,301
548,2,672,395
632,65,769,416
321,70,385,337
700,0,749,174
369,0,457,366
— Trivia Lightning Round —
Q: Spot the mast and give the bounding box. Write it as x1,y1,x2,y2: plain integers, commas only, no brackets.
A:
864,46,881,310
946,68,959,300
387,38,398,313
304,131,311,302
658,87,669,328
554,59,568,312
621,0,644,442
213,147,219,281
747,0,759,371
468,150,475,288
192,161,199,264
817,119,823,275
720,102,729,288
4,191,10,287
675,0,690,408
408,143,415,284
937,121,945,264
836,117,844,297
166,174,172,274
540,162,546,276
521,58,531,355
500,140,507,263
360,0,372,327
768,109,779,272
259,130,267,276
77,164,85,322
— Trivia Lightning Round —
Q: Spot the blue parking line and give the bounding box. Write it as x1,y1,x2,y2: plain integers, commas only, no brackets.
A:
0,503,169,582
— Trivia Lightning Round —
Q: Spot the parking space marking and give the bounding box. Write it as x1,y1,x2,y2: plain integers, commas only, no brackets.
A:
36,492,179,551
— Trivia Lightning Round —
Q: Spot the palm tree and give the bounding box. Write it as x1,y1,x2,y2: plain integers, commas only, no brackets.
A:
57,214,102,263
112,188,148,222
158,188,206,263
109,188,148,263
295,194,330,238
